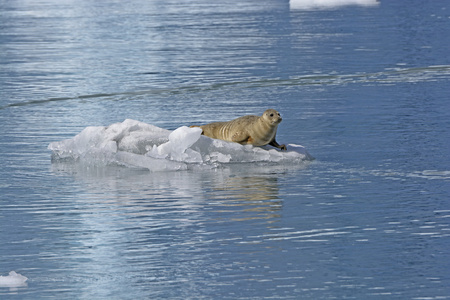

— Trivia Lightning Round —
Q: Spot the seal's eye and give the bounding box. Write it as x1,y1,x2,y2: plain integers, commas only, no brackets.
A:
270,113,274,117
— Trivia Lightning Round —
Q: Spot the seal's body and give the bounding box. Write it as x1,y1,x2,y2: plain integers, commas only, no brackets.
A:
191,109,286,150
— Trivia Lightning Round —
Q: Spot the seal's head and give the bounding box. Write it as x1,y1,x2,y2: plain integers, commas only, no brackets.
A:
262,109,282,125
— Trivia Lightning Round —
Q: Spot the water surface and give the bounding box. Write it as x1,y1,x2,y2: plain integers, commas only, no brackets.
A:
1,0,449,299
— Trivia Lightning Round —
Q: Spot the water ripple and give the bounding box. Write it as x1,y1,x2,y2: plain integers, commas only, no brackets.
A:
2,65,449,110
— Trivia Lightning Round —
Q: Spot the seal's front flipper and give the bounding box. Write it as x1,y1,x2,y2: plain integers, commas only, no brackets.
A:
269,139,287,151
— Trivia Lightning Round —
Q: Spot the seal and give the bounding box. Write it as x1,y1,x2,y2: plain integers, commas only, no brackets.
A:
191,109,287,150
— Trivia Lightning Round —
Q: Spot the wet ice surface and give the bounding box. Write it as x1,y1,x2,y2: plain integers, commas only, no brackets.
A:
48,119,313,171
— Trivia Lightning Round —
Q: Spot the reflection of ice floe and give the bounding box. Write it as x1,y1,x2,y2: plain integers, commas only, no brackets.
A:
48,119,313,172
0,271,28,287
290,0,379,10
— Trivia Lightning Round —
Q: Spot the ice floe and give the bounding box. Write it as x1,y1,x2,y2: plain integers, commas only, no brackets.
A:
290,0,379,10
48,119,313,172
0,271,28,287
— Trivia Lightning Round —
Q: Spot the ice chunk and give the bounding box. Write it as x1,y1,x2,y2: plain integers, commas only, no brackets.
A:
290,0,379,10
0,271,28,287
168,126,203,152
48,119,313,172
48,119,170,160
148,126,203,162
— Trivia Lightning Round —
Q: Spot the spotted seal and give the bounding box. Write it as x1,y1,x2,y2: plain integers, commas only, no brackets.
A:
191,109,286,150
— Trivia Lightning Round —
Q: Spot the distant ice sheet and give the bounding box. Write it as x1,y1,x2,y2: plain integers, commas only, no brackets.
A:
290,0,379,10
0,271,28,287
48,119,313,172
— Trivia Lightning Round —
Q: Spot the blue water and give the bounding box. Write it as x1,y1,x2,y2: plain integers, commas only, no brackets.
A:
1,0,450,298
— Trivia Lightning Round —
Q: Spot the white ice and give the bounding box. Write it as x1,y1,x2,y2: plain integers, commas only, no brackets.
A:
0,271,28,287
48,119,313,172
290,0,379,10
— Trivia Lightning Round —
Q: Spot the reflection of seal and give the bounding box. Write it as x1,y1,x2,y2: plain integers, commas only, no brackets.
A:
191,109,287,150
